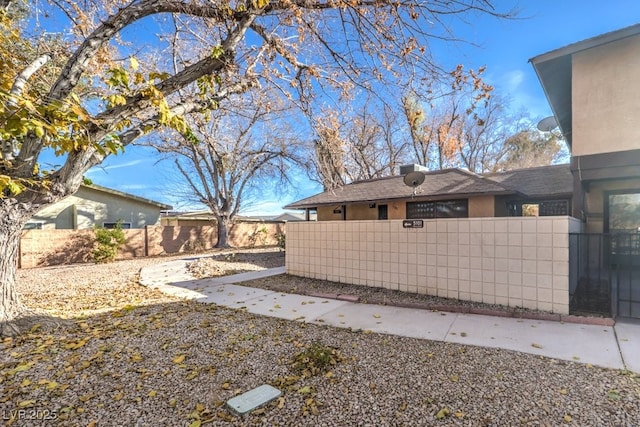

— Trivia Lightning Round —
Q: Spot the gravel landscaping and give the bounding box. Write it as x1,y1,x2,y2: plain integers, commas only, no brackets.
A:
2,250,638,426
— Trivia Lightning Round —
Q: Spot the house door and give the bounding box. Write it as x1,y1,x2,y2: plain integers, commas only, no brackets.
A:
606,191,640,319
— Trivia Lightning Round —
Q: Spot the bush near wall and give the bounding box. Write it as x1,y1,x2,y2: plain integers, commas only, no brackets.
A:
19,221,286,268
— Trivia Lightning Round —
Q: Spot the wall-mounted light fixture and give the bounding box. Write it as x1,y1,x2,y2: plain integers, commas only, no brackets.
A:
369,203,376,208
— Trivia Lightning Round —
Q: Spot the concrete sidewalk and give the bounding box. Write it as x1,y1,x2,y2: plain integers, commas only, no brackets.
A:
139,262,640,374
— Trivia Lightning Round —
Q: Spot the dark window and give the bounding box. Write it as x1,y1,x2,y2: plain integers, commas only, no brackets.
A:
23,222,43,230
407,200,468,219
378,204,388,220
103,222,132,229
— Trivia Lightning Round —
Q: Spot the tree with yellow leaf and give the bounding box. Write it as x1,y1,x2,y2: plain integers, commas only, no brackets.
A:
0,0,515,335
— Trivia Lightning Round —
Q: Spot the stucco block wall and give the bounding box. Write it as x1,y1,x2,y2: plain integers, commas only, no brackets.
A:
20,222,284,268
286,217,581,314
573,34,640,156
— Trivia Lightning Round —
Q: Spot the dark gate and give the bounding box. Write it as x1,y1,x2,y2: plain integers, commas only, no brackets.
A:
569,233,640,318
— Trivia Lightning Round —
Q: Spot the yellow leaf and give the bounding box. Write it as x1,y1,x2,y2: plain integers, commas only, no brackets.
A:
324,371,334,379
196,403,205,412
564,414,572,423
113,392,124,401
79,393,95,402
13,362,33,372
20,379,32,387
46,381,59,391
130,57,139,71
188,421,202,427
221,382,230,390
559,388,568,395
436,407,450,419
373,314,381,319
18,400,36,408
277,397,285,409
148,390,157,398
455,411,465,418
531,343,544,349
169,398,177,408
172,354,185,364
87,422,97,427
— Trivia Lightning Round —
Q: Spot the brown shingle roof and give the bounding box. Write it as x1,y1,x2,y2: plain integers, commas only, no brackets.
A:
485,164,572,198
285,164,571,210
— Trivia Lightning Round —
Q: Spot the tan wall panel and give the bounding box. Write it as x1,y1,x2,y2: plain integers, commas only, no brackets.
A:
573,35,640,156
468,195,495,217
317,206,344,221
346,203,378,220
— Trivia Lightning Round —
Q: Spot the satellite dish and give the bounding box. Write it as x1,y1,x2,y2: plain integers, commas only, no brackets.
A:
403,171,425,196
537,116,558,132
404,171,425,187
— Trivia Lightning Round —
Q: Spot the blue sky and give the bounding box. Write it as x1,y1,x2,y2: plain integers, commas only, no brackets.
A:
79,1,640,215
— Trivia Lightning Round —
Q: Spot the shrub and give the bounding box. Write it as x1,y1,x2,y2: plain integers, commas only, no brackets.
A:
92,221,126,263
275,232,286,250
291,342,344,377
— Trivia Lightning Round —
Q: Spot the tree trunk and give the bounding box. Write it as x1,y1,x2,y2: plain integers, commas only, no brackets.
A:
216,216,232,248
0,200,33,336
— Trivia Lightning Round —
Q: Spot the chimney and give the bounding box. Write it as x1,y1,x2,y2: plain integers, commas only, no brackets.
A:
399,164,428,175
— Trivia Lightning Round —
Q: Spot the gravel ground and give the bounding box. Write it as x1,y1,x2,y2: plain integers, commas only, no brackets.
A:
2,250,639,426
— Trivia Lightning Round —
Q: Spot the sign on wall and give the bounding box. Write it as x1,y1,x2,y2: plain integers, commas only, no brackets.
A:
402,219,424,228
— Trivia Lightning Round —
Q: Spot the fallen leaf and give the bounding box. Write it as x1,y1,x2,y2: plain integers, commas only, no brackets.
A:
373,314,381,319
531,343,544,349
564,414,572,422
298,386,312,394
18,400,36,408
436,407,450,419
148,390,157,397
172,354,186,364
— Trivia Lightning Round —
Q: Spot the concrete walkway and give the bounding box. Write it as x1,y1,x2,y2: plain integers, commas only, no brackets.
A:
139,262,640,374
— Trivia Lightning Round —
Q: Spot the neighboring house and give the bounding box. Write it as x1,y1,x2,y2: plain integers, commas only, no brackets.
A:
285,164,572,221
530,23,640,235
27,184,172,230
273,212,317,222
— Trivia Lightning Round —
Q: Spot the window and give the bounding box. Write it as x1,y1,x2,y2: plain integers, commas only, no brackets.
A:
378,204,388,220
23,222,43,230
406,199,468,219
103,222,132,229
508,200,569,217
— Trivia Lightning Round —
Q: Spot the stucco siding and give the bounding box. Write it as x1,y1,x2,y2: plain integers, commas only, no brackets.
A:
572,34,640,156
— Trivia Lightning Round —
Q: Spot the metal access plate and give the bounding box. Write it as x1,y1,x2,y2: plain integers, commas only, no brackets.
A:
226,384,281,415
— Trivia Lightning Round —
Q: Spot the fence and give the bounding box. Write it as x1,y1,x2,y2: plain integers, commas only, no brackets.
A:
19,221,285,268
286,217,583,315
569,232,640,318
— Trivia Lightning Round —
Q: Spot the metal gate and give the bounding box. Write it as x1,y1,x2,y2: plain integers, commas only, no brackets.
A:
569,233,640,318
611,233,640,318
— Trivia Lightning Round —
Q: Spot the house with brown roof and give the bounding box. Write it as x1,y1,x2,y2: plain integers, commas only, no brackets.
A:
285,164,572,222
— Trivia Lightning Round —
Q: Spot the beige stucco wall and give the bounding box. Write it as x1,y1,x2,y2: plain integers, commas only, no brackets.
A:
346,203,378,220
286,217,582,314
468,195,495,217
573,34,640,156
31,186,166,229
315,196,496,221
